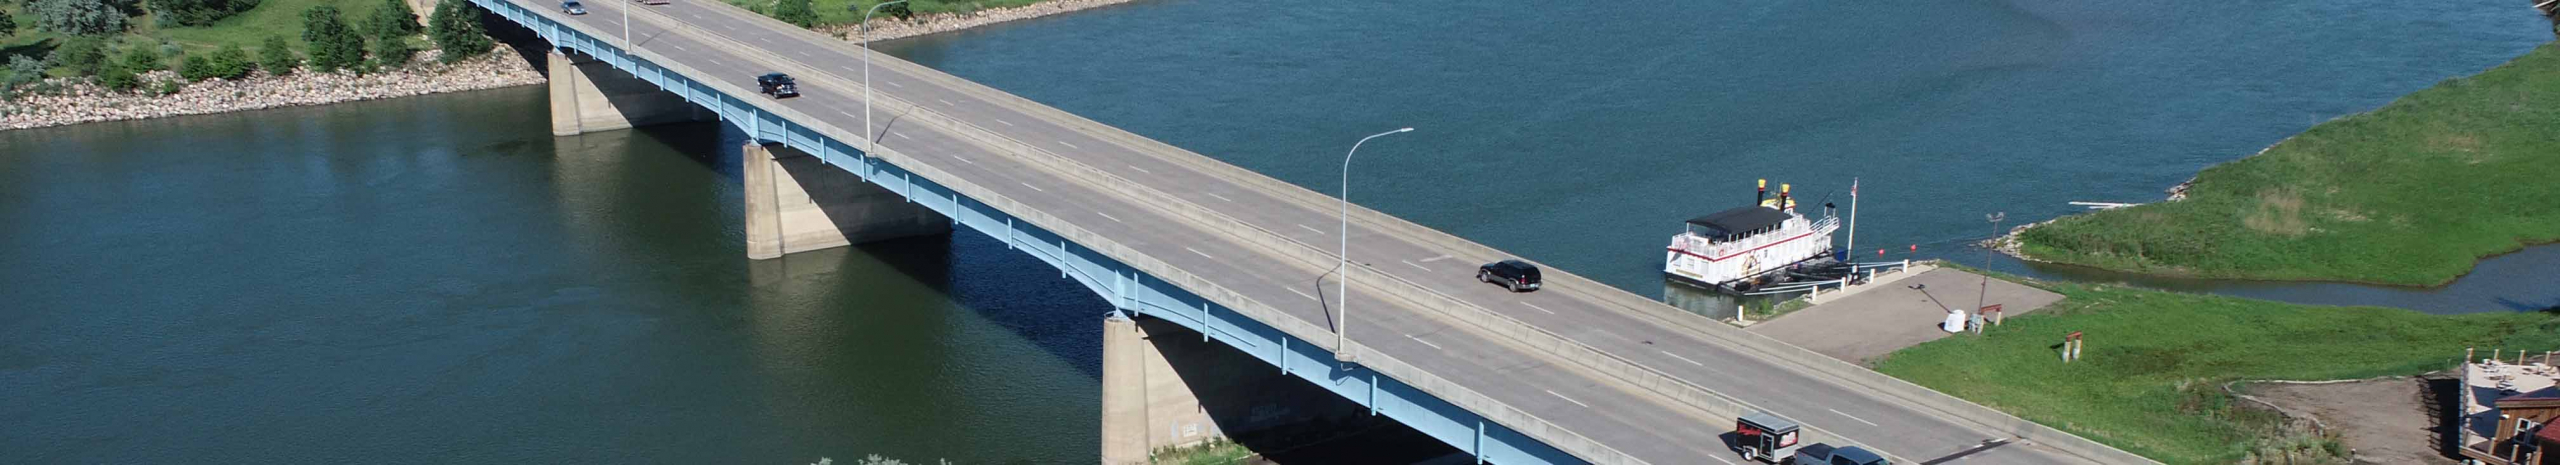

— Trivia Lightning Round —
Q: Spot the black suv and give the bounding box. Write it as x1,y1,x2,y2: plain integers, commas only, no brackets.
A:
757,73,799,98
1477,259,1542,292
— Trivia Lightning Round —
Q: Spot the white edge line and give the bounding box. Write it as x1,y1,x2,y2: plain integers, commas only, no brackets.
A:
1544,390,1591,409
1404,334,1445,351
1830,408,1880,427
1183,247,1215,260
1521,302,1556,314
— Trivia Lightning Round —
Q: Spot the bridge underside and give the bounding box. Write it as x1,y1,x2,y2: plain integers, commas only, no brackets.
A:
477,0,1584,462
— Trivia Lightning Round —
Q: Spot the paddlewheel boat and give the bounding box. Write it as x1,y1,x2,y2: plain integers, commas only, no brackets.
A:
1664,180,1841,293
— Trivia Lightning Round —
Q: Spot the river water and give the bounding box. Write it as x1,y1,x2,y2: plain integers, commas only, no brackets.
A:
2,0,2551,462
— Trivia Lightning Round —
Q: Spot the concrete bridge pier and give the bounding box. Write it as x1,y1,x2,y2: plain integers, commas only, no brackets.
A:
1101,315,1389,464
547,49,705,136
741,142,949,260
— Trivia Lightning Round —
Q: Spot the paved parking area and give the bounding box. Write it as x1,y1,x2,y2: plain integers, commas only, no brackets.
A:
1747,268,2064,365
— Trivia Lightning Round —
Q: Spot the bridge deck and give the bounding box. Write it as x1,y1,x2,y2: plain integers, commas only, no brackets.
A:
523,1,2133,463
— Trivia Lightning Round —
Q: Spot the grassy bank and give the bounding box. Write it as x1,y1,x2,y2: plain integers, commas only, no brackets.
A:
1873,276,2560,464
1,0,411,73
2013,43,2560,286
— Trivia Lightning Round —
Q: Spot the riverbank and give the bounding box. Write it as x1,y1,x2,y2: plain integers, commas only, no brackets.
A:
809,0,1137,42
0,48,542,131
1870,269,2560,464
2004,42,2560,286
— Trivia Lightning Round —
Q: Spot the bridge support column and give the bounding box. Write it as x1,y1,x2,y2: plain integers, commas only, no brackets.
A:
547,50,703,136
742,142,948,260
1101,315,1381,463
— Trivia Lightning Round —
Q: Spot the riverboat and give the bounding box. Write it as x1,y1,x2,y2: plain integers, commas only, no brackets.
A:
1663,180,1841,293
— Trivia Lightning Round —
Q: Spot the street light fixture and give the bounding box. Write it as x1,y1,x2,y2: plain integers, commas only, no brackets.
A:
1335,127,1414,364
859,0,908,151
1979,212,2005,315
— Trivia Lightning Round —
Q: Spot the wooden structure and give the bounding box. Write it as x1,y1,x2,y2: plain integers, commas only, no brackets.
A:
2460,352,2560,464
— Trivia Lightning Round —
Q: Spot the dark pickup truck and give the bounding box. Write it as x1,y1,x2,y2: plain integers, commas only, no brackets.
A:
1792,443,1889,465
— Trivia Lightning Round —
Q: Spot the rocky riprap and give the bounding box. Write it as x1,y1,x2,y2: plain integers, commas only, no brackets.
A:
816,0,1137,42
1,48,544,131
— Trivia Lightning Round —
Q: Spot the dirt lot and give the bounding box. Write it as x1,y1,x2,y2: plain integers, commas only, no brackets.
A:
2245,376,2459,465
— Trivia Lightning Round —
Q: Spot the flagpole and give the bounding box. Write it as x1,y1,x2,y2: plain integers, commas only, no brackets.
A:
1847,177,1859,258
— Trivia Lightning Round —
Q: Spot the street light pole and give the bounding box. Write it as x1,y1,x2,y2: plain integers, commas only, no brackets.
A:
860,0,908,151
1979,212,2005,314
1336,127,1414,364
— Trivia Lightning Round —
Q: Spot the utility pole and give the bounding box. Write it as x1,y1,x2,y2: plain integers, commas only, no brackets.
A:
1979,212,2004,316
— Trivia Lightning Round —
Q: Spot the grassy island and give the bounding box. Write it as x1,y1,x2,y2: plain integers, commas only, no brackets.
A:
1874,272,2560,464
2013,43,2560,286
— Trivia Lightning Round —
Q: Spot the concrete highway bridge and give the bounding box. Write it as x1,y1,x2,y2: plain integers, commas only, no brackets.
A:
470,0,2157,463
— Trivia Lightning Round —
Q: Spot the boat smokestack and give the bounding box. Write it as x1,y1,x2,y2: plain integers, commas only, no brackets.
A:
1780,183,1792,211
1757,179,1767,205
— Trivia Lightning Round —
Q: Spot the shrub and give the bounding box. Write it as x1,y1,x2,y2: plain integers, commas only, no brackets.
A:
301,6,367,72
96,61,137,90
155,76,181,94
259,34,298,76
28,0,126,35
208,43,253,79
178,53,214,80
0,10,16,38
48,36,109,75
427,0,493,63
372,35,413,68
5,55,46,93
772,0,814,28
150,0,262,28
119,44,160,72
365,0,421,36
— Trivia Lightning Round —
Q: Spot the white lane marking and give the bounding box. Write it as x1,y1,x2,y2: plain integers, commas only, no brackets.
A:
1829,408,1880,427
1661,350,1706,367
1183,247,1215,260
1205,192,1235,202
669,43,687,51
995,118,1015,127
892,132,911,140
936,98,956,106
757,36,773,43
1287,288,1317,301
1127,164,1152,174
1418,254,1455,263
955,156,977,165
705,58,727,66
1708,455,1736,465
838,110,857,119
1544,390,1591,409
1404,334,1444,350
1057,140,1080,149
843,65,860,72
1295,224,1326,235
1095,211,1122,223
1521,302,1556,314
1018,182,1045,192
1590,328,1625,342
796,50,811,57
886,81,904,88
721,23,736,31
1403,260,1430,272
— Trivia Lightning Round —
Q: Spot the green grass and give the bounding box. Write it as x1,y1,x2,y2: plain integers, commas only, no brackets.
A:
1872,278,2560,464
723,0,1049,29
1147,438,1255,465
2015,42,2560,286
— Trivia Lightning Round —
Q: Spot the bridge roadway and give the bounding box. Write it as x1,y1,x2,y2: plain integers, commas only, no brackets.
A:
533,1,2125,463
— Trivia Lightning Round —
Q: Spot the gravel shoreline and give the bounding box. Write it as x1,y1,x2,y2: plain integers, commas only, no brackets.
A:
3,0,1139,132
815,0,1139,42
2,49,546,131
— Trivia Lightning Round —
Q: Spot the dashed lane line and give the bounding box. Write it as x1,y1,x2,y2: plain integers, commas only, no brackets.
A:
1206,192,1235,202
1095,211,1123,223
1521,302,1556,314
1127,164,1152,174
1404,334,1444,350
1661,350,1707,367
1287,288,1317,301
1830,408,1880,427
892,131,911,140
1018,182,1045,192
1403,260,1430,272
1544,390,1591,409
1058,140,1080,149
1184,247,1215,260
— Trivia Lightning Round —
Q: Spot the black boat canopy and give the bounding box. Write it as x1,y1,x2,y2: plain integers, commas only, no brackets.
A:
1686,206,1790,240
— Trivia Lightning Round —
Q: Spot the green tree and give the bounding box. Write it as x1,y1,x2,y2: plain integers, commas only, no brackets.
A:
119,44,159,72
427,0,494,63
149,0,261,27
48,36,108,76
95,60,137,90
772,0,814,28
28,0,126,35
259,34,298,75
365,0,421,36
209,43,252,79
301,6,366,72
371,34,413,68
0,9,17,38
